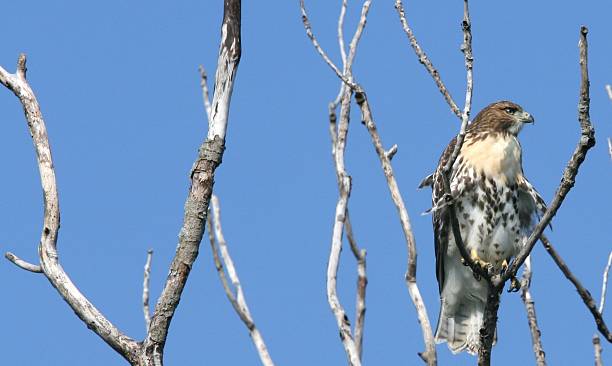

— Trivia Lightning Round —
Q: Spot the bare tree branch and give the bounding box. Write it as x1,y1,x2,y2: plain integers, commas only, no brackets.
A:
199,65,212,123
593,335,603,366
394,0,461,118
327,65,361,366
540,235,611,342
207,195,275,366
330,86,368,361
0,54,141,364
520,256,547,366
143,1,241,363
5,252,42,273
304,0,436,362
143,250,153,332
344,215,367,359
354,91,437,365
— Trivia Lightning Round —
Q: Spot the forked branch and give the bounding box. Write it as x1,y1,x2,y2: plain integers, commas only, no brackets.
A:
2,0,242,365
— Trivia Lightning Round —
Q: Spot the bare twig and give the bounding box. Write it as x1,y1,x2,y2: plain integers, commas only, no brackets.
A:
599,251,612,314
605,85,612,160
144,1,241,363
594,251,612,366
540,234,610,342
5,252,42,273
394,0,461,118
199,65,212,123
0,54,141,364
337,0,348,67
208,195,275,366
143,249,153,331
520,256,547,366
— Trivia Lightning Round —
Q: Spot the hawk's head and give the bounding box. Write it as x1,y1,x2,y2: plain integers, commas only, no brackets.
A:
469,101,534,136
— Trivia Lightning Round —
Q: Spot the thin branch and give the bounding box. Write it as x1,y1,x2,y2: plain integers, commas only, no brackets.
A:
344,215,367,358
328,77,361,366
520,256,547,366
606,84,612,160
144,1,241,363
208,195,275,366
594,251,612,366
5,252,42,273
143,249,153,331
354,91,437,365
593,334,603,366
540,234,611,342
300,0,358,90
199,65,212,123
599,251,612,314
394,0,461,118
337,0,348,67
0,54,140,364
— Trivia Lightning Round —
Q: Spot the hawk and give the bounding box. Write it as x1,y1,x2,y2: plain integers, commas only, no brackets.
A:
420,101,546,355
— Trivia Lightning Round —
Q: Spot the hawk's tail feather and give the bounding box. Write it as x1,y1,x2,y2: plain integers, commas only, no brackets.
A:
435,300,484,355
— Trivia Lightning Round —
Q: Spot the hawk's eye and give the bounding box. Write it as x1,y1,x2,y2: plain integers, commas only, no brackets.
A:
504,107,516,114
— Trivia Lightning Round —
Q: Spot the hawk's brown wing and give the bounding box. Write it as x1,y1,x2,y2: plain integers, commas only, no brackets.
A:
432,137,456,294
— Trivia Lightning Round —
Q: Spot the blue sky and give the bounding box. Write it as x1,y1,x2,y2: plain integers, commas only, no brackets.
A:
1,1,611,365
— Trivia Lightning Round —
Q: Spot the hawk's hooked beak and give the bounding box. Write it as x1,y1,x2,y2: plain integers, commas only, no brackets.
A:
520,111,534,124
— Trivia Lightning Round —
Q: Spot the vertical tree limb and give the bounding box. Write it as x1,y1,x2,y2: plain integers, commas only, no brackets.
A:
143,0,241,363
143,250,153,332
207,195,275,366
520,256,547,366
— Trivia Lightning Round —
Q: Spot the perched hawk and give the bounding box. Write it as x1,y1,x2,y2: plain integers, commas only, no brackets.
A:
421,101,546,355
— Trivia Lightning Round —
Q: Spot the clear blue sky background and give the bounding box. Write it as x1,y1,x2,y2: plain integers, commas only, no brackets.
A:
1,1,611,365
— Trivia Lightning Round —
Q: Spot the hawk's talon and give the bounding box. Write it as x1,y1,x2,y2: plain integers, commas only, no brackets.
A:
508,276,521,292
